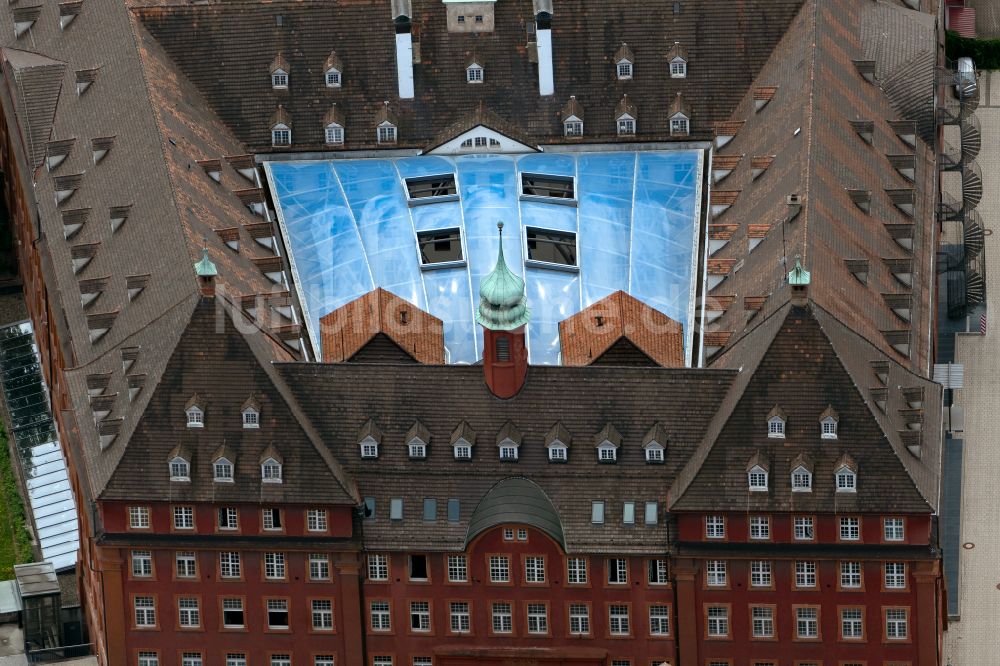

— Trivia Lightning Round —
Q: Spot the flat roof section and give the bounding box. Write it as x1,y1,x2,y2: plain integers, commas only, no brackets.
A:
266,150,704,365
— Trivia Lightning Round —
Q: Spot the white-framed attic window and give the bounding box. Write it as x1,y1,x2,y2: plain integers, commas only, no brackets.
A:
377,122,397,145
616,114,635,136
767,416,785,438
821,416,838,439
214,458,234,483
670,114,690,136
836,467,857,492
597,442,618,463
453,439,472,460
791,466,812,492
466,64,484,83
271,69,288,89
271,124,291,147
360,436,379,459
169,456,190,482
498,438,519,461
325,68,341,88
748,465,768,491
186,406,203,428
616,60,633,80
644,442,664,463
325,124,344,145
547,443,567,462
242,408,260,429
670,58,687,78
564,117,583,137
408,438,427,459
261,458,283,483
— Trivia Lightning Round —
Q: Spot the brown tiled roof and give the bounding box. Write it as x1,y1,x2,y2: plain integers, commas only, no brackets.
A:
614,94,636,119
134,0,806,151
558,291,684,369
270,105,291,128
269,53,289,74
561,95,583,122
323,104,345,127
544,422,571,448
669,92,690,117
324,51,343,72
614,42,634,63
3,49,66,168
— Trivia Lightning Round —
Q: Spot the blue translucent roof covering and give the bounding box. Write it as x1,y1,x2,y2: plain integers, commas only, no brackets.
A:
265,150,704,365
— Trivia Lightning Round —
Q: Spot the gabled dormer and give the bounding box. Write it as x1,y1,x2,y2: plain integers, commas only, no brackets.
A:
615,95,636,136
747,451,769,491
466,59,484,84
213,444,236,483
358,418,382,459
451,421,476,460
168,444,192,482
668,92,690,137
642,423,667,463
270,54,289,89
185,394,204,428
545,422,571,462
791,453,813,492
324,51,342,88
376,101,397,145
561,95,584,137
668,41,688,78
260,444,283,483
406,420,430,459
819,405,838,439
766,404,785,438
324,105,345,146
242,394,261,429
594,424,622,463
836,453,858,493
496,421,522,461
614,42,634,80
270,106,292,146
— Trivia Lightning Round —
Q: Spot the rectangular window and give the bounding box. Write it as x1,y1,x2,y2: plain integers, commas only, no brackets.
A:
173,506,194,529
886,607,909,639
489,555,510,583
647,559,668,585
527,603,548,634
618,118,635,135
175,551,196,578
134,596,156,627
491,602,512,633
373,659,392,666
521,173,574,200
524,556,545,583
591,501,605,524
565,120,583,137
181,654,202,666
884,517,905,541
262,508,282,530
369,554,389,581
749,516,770,540
131,550,152,577
129,506,150,529
447,555,468,582
705,515,725,539
422,499,437,521
408,554,428,581
840,516,861,540
138,652,159,666
264,552,286,580
370,601,391,631
312,599,334,630
706,560,727,587
218,507,238,530
325,126,344,145
407,175,458,200
795,561,817,588
178,598,200,628
307,509,328,532
222,598,244,628
841,607,863,639
644,501,658,525
622,501,635,524
226,656,247,666
410,601,430,632
796,607,819,639
266,599,289,629
750,560,771,587
649,605,670,636
751,606,774,638
607,558,628,584
309,553,330,580
793,516,814,540
885,562,907,588
390,498,403,521
219,552,241,579
567,557,588,584
272,129,291,146
706,606,728,637
270,656,290,666
450,601,470,633
377,125,396,144
840,561,862,588
526,228,577,267
417,229,463,266
609,605,630,635
314,657,334,666
569,603,590,635
447,499,460,522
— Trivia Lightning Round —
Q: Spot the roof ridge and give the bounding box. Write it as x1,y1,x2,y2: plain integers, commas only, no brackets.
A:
799,0,820,270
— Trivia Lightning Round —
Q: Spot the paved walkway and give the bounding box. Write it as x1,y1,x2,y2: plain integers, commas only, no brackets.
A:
944,71,1000,665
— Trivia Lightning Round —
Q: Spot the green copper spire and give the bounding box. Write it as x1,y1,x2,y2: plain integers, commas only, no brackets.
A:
476,222,530,331
788,256,810,286
194,246,218,278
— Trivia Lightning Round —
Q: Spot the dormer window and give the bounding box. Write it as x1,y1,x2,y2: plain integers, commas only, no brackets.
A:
767,407,786,438
564,118,583,137
406,422,429,460
617,60,633,80
242,408,259,429
597,444,617,463
642,424,667,464
453,440,472,460
791,466,812,492
836,466,857,492
325,124,344,145
325,68,341,88
261,458,282,483
821,417,838,439
360,437,379,459
186,406,203,428
614,43,634,80
271,69,288,89
214,458,234,482
271,124,291,147
169,457,190,482
466,64,483,84
408,440,426,458
748,465,768,491
617,115,635,136
644,443,664,463
499,443,518,461
496,423,521,461
670,114,690,137
670,58,687,78
377,122,397,145
548,444,567,462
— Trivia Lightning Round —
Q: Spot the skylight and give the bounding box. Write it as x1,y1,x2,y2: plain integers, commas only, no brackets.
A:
521,173,575,200
526,228,577,267
405,174,458,202
417,229,463,266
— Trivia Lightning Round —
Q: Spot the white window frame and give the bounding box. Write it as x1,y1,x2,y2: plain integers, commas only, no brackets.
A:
751,606,774,638
884,518,905,542
837,467,857,492
178,597,200,628
360,437,379,459
134,596,156,627
768,416,785,438
564,119,583,137
499,443,518,461
616,60,633,80
884,562,906,589
324,124,344,145
796,607,819,639
821,416,838,439
567,557,588,585
218,507,238,531
176,551,197,578
706,606,728,637
885,608,908,639
616,115,635,136
271,125,291,147
749,516,770,540
169,457,190,482
649,605,670,636
706,560,727,587
449,601,470,633
648,559,668,585
370,601,391,631
750,560,771,587
307,509,328,532
213,458,233,483
840,561,862,588
569,603,590,635
793,516,814,540
262,507,282,531
271,70,288,89
795,561,817,588
453,440,472,459
131,550,152,577
491,602,513,634
607,557,628,585
644,443,664,463
608,604,630,635
670,58,687,78
138,652,159,666
242,408,259,429
325,68,341,88
840,516,861,541
669,115,689,136
547,444,567,461
377,123,397,145
186,407,203,428
219,551,241,579
597,443,617,462
409,601,430,632
264,552,286,579
173,506,194,530
447,555,467,582
526,603,548,634
748,466,768,491
841,607,863,639
261,458,283,483
309,553,330,580
466,64,484,83
791,466,812,492
489,555,510,583
129,506,150,529
705,515,725,539
266,599,289,629
524,556,545,583
368,554,389,581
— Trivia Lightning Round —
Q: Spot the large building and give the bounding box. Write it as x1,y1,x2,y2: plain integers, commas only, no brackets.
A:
0,0,947,665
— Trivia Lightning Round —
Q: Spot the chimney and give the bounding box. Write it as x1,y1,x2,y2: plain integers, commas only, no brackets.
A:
194,246,218,298
476,223,531,398
393,1,415,99
533,1,554,96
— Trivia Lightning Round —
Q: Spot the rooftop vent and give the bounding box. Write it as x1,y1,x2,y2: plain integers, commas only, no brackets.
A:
853,60,876,83
197,159,222,183
849,120,874,144
12,6,41,38
753,86,778,112
886,188,915,216
226,155,257,182
121,346,139,373
70,242,99,274
86,310,118,343
847,189,871,213
97,418,122,449
126,274,150,302
61,208,90,239
78,276,107,308
45,139,74,171
845,259,869,284
85,372,111,397
711,155,741,184
59,1,83,30
216,228,240,253
109,204,131,233
53,173,83,205
91,136,114,164
888,120,917,149
883,293,913,322
75,68,98,95
750,156,773,180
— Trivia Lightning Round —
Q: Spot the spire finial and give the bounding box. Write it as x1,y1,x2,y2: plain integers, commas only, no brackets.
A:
194,243,218,278
788,254,810,286
476,221,530,331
